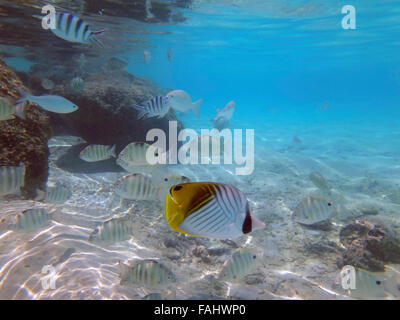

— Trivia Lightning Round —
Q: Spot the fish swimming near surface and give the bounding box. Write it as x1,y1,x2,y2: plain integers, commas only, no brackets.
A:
113,173,158,200
119,259,176,288
309,171,331,192
333,267,387,298
17,88,79,114
37,186,72,204
0,97,24,121
116,142,164,173
166,90,202,117
292,196,335,225
0,164,25,197
50,12,105,45
79,144,116,162
165,182,265,239
88,216,134,244
218,249,257,281
132,96,170,119
8,208,52,232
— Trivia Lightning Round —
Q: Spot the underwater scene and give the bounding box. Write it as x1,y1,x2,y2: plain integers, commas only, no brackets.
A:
0,0,400,300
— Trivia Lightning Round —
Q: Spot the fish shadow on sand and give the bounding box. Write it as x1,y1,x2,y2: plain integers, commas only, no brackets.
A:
55,143,124,173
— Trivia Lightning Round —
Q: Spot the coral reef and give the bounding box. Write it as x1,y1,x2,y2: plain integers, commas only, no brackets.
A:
339,219,400,271
49,68,183,156
0,59,52,198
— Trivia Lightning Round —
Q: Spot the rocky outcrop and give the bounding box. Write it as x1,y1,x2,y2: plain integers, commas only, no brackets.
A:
0,59,52,198
339,219,400,271
49,69,183,156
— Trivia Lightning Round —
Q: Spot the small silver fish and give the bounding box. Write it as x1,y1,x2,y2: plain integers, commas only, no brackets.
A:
218,249,257,281
8,208,52,232
44,186,72,203
119,259,176,289
113,173,157,200
18,88,79,114
132,96,170,119
116,142,163,173
0,164,25,196
309,172,331,191
292,196,335,225
88,216,134,244
144,50,152,64
79,144,116,162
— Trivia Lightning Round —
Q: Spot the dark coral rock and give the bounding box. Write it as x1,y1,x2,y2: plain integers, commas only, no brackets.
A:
0,59,52,199
339,219,400,271
49,69,184,156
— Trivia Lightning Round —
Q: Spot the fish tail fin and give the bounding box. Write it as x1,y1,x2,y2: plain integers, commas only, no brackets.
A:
17,87,29,103
251,215,265,231
110,144,117,158
14,102,26,120
192,99,203,117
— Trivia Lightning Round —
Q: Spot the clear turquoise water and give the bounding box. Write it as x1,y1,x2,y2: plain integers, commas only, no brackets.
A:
1,0,400,300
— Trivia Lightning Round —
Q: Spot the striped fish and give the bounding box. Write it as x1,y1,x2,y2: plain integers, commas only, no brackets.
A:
88,216,133,244
51,12,105,45
79,144,116,162
165,182,265,239
292,196,335,225
333,267,386,298
113,173,157,200
116,142,163,173
8,208,52,232
44,186,72,203
0,164,25,196
119,259,176,288
0,97,24,121
218,249,257,281
132,96,170,119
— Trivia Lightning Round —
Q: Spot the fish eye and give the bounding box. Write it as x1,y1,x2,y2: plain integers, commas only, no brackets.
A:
155,152,159,156
174,186,183,191
253,255,256,259
164,178,168,182
327,202,332,206
376,281,382,285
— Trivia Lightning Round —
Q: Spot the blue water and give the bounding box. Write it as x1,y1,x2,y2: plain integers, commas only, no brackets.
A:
1,0,400,300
